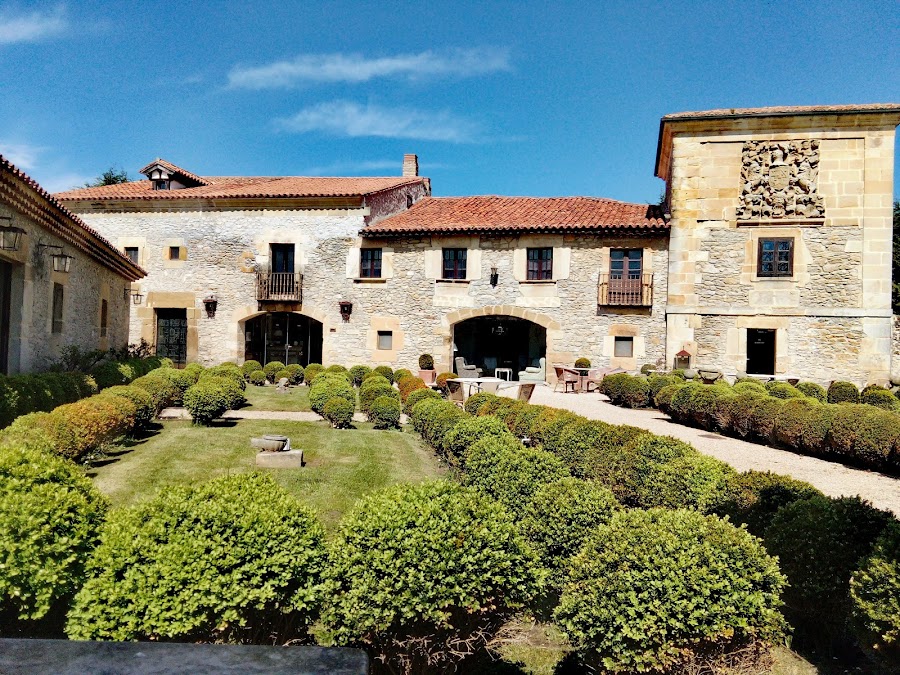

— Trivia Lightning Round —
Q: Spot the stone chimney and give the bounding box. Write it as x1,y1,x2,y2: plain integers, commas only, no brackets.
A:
402,154,418,177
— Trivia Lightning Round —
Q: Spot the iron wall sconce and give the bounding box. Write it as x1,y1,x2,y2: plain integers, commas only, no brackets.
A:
38,243,74,273
490,267,499,287
0,216,25,251
203,295,218,318
339,300,353,322
124,288,144,305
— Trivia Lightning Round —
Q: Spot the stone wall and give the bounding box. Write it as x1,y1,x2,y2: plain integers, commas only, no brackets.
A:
664,112,898,382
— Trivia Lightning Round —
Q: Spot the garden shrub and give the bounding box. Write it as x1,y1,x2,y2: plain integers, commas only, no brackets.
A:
393,368,413,384
373,365,394,384
54,398,131,458
368,395,401,429
263,361,286,383
322,397,354,429
403,387,440,415
202,365,246,390
4,412,75,459
633,453,736,512
773,397,833,455
708,389,739,431
131,374,179,413
155,367,199,401
397,376,425,402
521,478,620,590
464,440,569,516
435,372,455,393
598,372,631,401
647,374,680,400
765,380,805,399
89,361,128,390
198,375,245,410
285,363,304,385
360,373,390,388
598,434,698,506
555,509,787,674
410,397,444,434
715,470,824,537
748,395,784,440
828,403,900,467
670,382,719,428
764,495,893,644
654,383,684,414
241,360,261,379
723,391,764,438
322,481,539,673
850,521,900,664
348,365,371,387
0,441,108,624
733,380,768,395
534,410,582,455
418,354,434,370
275,368,292,383
183,362,204,378
614,375,651,408
326,364,348,376
828,380,860,404
98,385,154,429
574,357,590,368
861,386,900,412
303,363,325,385
249,370,266,386
67,473,326,643
359,382,398,416
668,382,703,422
418,400,468,451
493,398,528,431
464,391,497,416
309,374,356,415
443,415,513,463
555,418,617,477
796,381,827,402
183,383,229,425
510,403,545,439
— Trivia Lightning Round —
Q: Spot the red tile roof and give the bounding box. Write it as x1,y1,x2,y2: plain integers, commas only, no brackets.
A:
55,175,427,201
0,155,145,281
138,158,209,186
663,103,900,121
363,196,667,236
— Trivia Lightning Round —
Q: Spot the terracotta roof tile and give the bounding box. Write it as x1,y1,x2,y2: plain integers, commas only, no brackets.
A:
54,175,427,201
363,196,667,236
0,155,145,281
663,103,900,121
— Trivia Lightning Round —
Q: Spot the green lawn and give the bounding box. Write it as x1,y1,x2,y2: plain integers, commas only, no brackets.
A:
89,418,442,529
241,383,312,411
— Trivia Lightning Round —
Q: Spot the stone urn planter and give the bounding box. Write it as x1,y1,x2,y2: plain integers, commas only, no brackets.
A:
418,353,436,384
251,434,304,468
252,434,289,452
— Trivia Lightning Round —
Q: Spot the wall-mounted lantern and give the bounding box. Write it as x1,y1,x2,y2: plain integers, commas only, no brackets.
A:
124,288,144,305
0,216,25,251
38,243,74,273
203,295,218,318
490,266,499,287
339,300,353,322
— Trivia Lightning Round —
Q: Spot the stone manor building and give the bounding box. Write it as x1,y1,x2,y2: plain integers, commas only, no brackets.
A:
55,103,900,384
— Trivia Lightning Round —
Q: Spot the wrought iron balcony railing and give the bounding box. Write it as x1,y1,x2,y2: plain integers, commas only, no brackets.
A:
256,272,303,303
598,272,653,307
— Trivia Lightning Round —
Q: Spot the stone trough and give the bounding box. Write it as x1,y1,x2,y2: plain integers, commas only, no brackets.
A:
252,434,303,468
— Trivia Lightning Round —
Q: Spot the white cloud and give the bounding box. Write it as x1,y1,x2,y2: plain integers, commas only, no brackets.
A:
38,171,91,193
0,5,67,45
228,47,510,89
0,141,42,170
276,101,478,143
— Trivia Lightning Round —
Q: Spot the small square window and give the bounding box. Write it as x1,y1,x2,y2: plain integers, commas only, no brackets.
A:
614,336,633,358
360,248,382,278
124,246,139,263
169,246,181,260
442,248,467,280
757,238,794,277
527,247,553,280
377,330,393,350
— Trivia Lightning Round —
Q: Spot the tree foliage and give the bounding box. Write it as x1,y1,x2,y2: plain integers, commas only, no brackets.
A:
83,167,130,187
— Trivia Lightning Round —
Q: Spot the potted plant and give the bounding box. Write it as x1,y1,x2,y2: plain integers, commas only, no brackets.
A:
418,353,436,384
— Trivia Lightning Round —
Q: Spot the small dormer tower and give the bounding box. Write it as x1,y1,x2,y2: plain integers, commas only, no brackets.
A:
138,159,209,191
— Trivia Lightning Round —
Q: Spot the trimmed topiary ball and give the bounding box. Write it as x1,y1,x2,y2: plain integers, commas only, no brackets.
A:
263,361,286,383
765,381,806,399
828,380,860,404
443,415,514,462
403,387,441,415
323,397,354,429
850,521,900,665
285,363,305,385
373,365,394,384
321,481,540,673
303,363,325,385
183,383,229,425
521,478,620,591
241,360,261,379
418,354,434,370
249,370,266,386
435,372,455,393
98,385,154,429
861,386,900,412
368,395,401,429
198,375,245,410
274,368,292,384
202,365,246,391
0,441,108,625
796,381,826,401
359,381,398,415
309,374,356,416
393,368,413,384
555,509,787,674
715,470,823,537
574,357,591,368
464,390,498,416
325,364,349,377
66,473,326,643
347,365,371,387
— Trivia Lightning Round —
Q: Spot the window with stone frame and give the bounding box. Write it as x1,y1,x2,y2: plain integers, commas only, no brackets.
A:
377,330,393,350
526,247,553,280
168,246,181,260
360,248,382,278
51,283,64,334
100,299,108,338
757,238,794,277
442,248,467,280
614,336,634,358
124,246,139,264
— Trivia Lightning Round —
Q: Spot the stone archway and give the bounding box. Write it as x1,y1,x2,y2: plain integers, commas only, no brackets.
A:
235,304,331,366
439,305,569,376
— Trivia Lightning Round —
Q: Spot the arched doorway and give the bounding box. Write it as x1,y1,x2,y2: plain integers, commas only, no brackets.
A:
243,312,323,366
452,315,546,376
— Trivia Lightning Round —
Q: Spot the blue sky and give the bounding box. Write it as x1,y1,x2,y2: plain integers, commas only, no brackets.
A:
0,0,898,202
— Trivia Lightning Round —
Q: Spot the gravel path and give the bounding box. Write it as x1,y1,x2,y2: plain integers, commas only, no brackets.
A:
531,387,900,516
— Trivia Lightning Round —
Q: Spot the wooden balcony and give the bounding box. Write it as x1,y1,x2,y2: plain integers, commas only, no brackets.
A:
598,273,653,307
257,272,302,303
